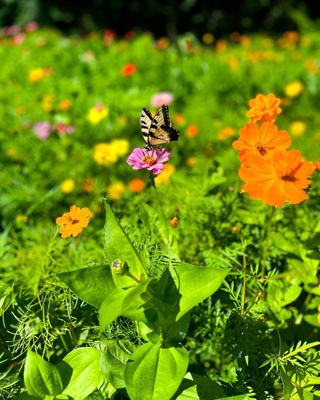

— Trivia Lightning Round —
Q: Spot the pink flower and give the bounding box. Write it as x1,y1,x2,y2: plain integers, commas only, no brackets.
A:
127,147,170,175
54,122,75,135
33,121,51,140
25,22,39,32
4,25,20,37
151,92,174,108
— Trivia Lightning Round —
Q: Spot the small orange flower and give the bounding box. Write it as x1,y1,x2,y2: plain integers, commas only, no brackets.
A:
247,93,282,124
232,122,291,165
58,99,72,111
239,150,314,207
82,178,95,192
128,178,145,193
56,205,92,238
218,127,235,140
121,63,137,76
186,124,199,138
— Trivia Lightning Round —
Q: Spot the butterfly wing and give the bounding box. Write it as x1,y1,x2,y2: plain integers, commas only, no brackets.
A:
148,105,179,146
140,108,153,145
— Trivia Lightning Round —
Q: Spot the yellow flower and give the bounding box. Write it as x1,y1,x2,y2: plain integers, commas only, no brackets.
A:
117,115,128,127
284,80,304,98
107,182,126,200
16,214,28,223
87,104,109,124
60,179,75,193
155,164,175,185
110,139,129,157
6,147,16,157
226,56,240,70
93,143,118,166
202,33,214,45
42,94,54,112
186,157,198,167
15,106,26,115
290,121,306,136
28,68,46,82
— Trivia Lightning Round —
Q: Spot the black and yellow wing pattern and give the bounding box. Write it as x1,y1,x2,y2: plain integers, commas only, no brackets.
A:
140,105,179,147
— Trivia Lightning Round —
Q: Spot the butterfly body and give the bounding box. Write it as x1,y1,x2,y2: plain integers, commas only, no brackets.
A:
140,105,179,148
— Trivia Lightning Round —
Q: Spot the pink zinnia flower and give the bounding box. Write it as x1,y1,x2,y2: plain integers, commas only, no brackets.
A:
25,22,39,32
127,147,170,175
151,92,174,108
54,122,75,135
33,121,51,140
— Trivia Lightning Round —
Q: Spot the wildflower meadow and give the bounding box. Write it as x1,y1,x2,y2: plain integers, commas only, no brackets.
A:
2,22,320,400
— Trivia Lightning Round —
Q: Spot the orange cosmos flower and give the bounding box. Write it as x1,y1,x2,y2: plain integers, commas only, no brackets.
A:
56,205,92,238
128,178,145,193
232,122,291,165
121,63,137,76
247,93,282,124
239,150,314,207
186,124,199,138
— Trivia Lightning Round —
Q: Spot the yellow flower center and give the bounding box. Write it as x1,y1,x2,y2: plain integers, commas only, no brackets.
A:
141,154,156,165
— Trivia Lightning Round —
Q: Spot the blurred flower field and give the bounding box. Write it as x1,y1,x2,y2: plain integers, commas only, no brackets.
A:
1,25,320,399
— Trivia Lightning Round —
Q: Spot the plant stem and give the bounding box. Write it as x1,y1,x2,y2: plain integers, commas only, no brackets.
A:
261,206,276,277
241,254,247,315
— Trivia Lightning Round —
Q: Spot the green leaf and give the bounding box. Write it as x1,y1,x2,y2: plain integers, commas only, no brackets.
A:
142,269,181,334
125,342,189,400
267,281,302,313
170,263,228,320
99,279,152,329
100,341,132,389
174,372,226,399
0,282,14,316
104,201,146,287
59,348,103,400
24,351,64,397
58,264,116,308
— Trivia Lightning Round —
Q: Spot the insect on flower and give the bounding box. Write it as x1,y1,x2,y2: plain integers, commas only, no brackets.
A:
140,105,179,149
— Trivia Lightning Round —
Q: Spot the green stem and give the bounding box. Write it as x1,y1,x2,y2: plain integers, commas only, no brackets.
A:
241,254,247,315
261,206,276,277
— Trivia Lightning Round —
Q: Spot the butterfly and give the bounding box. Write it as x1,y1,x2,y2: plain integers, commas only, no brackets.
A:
140,105,179,148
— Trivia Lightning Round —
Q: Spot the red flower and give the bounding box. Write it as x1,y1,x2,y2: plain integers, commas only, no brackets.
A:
121,63,137,76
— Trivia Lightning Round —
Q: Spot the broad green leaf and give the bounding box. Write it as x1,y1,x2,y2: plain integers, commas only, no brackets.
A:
100,341,132,388
170,263,228,320
99,279,152,329
142,269,181,333
174,372,226,399
58,264,116,308
24,351,64,397
104,201,146,287
125,342,189,400
59,348,102,400
267,281,302,313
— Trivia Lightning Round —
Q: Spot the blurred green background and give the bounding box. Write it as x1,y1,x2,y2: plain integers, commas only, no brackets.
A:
1,0,320,37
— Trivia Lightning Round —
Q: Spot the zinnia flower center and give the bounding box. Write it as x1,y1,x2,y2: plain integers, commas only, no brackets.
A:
256,144,267,156
141,154,157,165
